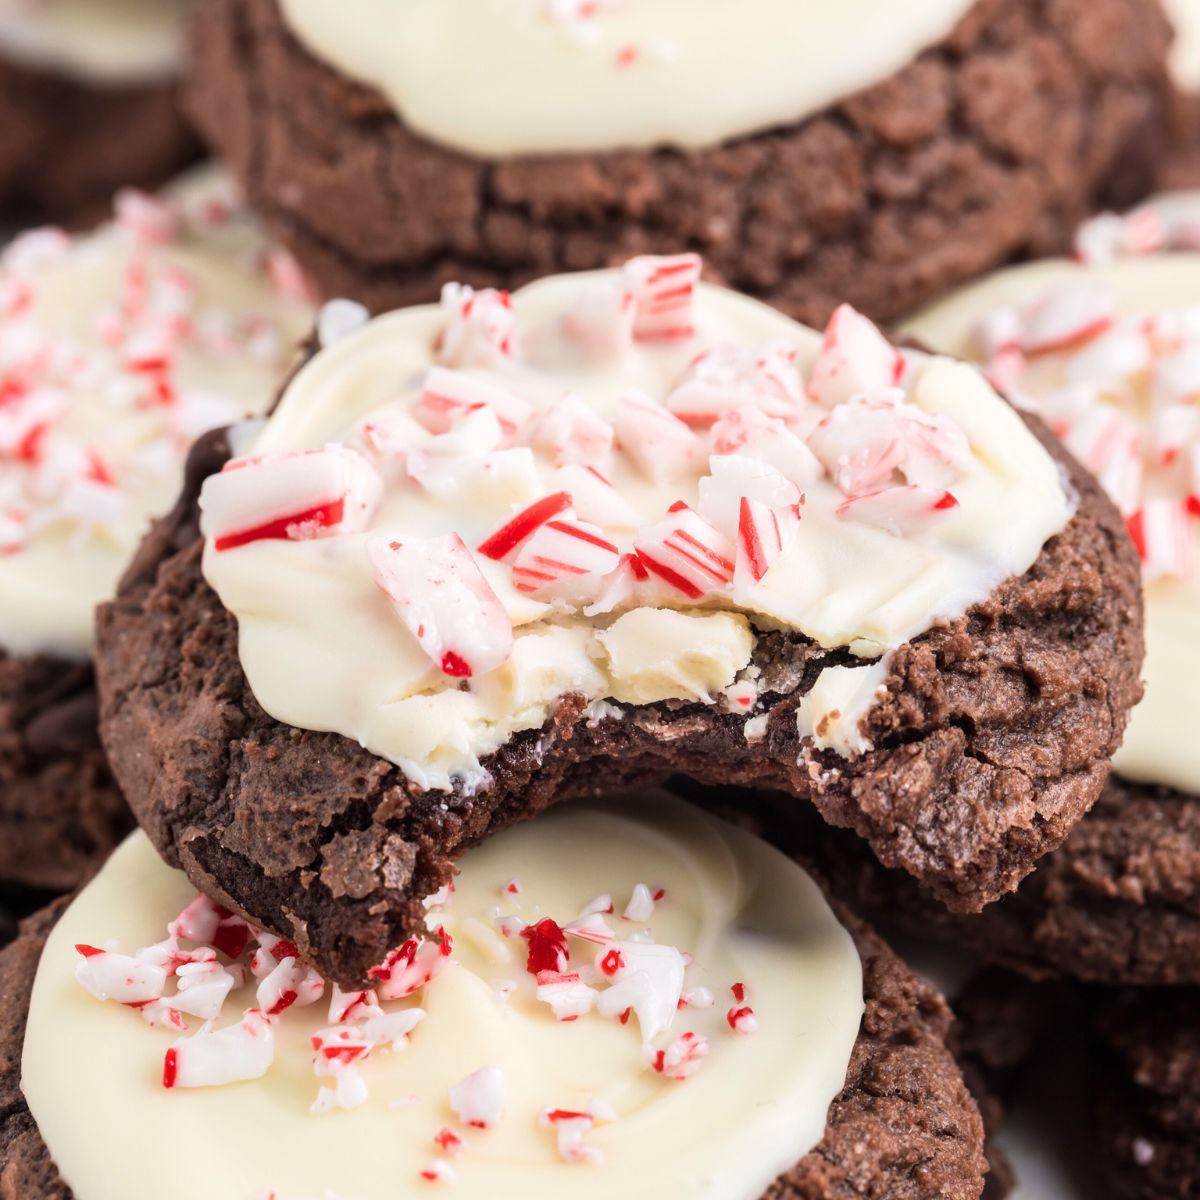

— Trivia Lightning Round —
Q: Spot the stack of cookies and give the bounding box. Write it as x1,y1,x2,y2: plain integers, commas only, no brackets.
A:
0,3,1197,1198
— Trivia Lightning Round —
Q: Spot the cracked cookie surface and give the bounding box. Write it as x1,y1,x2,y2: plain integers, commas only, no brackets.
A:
182,0,1170,327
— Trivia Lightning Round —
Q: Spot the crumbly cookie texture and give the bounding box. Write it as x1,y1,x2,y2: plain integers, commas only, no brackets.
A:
0,881,988,1200
810,777,1200,987
183,0,1171,327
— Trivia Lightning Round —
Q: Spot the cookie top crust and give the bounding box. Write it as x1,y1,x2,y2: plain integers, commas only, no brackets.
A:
199,257,1072,792
23,794,863,1200
275,0,976,157
0,0,188,84
904,204,1200,795
0,166,315,659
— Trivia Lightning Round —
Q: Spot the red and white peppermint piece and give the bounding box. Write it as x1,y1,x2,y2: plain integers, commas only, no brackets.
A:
521,918,570,975
622,883,656,924
200,446,382,552
449,1066,506,1129
1017,284,1116,356
1128,498,1193,582
368,533,513,679
531,394,615,467
114,188,180,246
328,984,384,1025
836,485,959,536
477,490,572,560
735,495,801,589
613,391,703,484
419,1159,458,1185
168,894,225,945
581,552,647,617
648,1031,709,1081
633,503,735,600
256,956,325,1016
709,406,822,487
536,971,598,1020
696,454,802,540
438,283,516,368
622,254,702,341
74,944,167,1005
415,366,532,438
563,912,615,945
665,341,805,424
137,1000,188,1031
369,931,453,1000
172,961,238,1021
162,1008,275,1089
510,513,620,601
1151,404,1200,467
359,1007,427,1050
405,406,507,495
433,1128,465,1157
551,463,642,529
540,1108,603,1166
595,939,685,1041
808,305,903,409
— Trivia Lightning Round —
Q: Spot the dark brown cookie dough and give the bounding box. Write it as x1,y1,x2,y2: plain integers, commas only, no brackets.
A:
94,384,1143,986
0,883,989,1200
1163,88,1200,189
808,775,1200,987
0,52,199,227
182,0,1171,327
1093,987,1200,1200
0,651,131,893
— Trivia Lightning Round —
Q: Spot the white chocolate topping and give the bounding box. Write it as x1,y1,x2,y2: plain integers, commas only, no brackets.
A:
276,0,976,157
0,0,187,84
1164,0,1200,90
903,241,1200,794
200,262,1071,789
0,167,316,658
23,794,864,1200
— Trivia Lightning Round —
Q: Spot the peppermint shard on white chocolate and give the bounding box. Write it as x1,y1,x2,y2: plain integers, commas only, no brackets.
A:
97,253,1143,984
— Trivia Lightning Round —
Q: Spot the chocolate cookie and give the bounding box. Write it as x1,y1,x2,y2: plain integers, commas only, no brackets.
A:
0,653,128,893
0,873,989,1199
802,778,1200,987
0,55,197,227
182,0,1171,327
94,357,1141,987
1093,988,1200,1200
0,168,315,890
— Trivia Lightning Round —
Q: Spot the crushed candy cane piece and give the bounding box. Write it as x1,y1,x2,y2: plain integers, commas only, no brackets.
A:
837,485,959,536
419,1159,457,1184
709,405,822,486
438,283,516,367
622,883,656,923
368,931,453,1000
613,391,703,484
415,366,532,437
564,912,615,945
551,463,641,529
163,1008,275,1089
1128,499,1193,581
536,971,598,1020
595,939,685,1041
477,491,572,560
531,393,614,466
200,446,381,552
623,254,702,341
328,984,384,1025
521,918,570,976
511,513,620,600
666,341,805,424
735,495,801,587
540,1108,603,1165
256,955,324,1016
648,1031,709,1081
1017,284,1116,356
808,304,903,408
369,533,513,678
74,945,166,1006
634,503,734,599
449,1066,506,1129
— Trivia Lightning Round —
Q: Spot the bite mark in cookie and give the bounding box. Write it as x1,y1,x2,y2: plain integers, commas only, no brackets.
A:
96,259,1143,984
